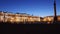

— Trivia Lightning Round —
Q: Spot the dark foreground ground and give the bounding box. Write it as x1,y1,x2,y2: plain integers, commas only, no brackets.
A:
0,21,60,24
1,22,60,34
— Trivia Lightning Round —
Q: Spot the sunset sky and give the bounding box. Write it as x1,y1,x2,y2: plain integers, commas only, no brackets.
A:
0,0,60,17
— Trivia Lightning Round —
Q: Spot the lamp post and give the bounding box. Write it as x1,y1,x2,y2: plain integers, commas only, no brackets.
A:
53,0,57,23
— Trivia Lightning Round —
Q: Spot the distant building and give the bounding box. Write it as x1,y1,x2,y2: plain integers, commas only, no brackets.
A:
0,11,40,23
57,16,60,21
43,16,60,22
43,16,53,22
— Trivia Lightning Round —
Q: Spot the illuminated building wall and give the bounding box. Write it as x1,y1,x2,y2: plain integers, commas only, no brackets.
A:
57,16,60,21
0,11,60,23
0,12,4,22
0,11,40,23
43,16,54,22
43,16,60,22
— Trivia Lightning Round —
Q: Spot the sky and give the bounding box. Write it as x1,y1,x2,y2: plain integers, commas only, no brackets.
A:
0,0,60,17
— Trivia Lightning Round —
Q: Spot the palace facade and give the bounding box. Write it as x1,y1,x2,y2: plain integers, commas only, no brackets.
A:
0,11,60,24
0,11,40,23
43,16,60,22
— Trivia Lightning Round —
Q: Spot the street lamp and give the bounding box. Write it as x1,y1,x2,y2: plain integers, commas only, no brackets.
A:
53,0,57,23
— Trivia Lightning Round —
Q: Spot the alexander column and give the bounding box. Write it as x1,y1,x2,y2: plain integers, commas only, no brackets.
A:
53,0,57,23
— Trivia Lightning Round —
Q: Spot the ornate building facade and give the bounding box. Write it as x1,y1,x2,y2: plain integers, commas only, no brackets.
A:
43,16,60,22
0,11,40,23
